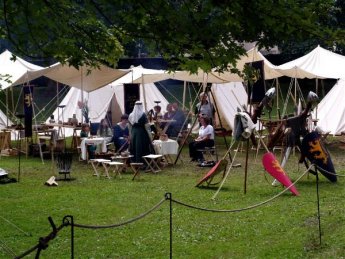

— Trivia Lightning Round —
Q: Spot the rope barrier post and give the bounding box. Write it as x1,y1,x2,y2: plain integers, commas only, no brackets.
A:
165,193,173,259
63,215,74,259
244,139,249,194
314,165,322,246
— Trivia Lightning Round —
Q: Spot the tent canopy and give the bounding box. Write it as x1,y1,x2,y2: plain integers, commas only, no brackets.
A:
0,50,43,89
133,48,281,84
133,68,242,84
277,46,345,79
234,47,282,80
12,62,129,92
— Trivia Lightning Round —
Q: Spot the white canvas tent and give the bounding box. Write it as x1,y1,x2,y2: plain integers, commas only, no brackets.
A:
0,108,13,129
211,82,248,130
48,66,169,136
277,45,345,79
311,78,345,135
0,50,43,90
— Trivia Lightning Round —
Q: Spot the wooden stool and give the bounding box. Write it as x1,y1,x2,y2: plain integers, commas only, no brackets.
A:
88,159,111,178
142,154,163,173
130,163,144,180
102,161,125,179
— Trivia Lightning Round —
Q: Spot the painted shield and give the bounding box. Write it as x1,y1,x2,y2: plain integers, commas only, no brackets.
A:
262,152,299,196
196,160,228,187
301,131,336,182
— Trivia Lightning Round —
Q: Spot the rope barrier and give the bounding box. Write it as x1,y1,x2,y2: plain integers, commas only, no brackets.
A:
0,215,31,237
0,238,17,257
15,217,69,259
73,197,167,229
314,166,345,177
171,166,312,213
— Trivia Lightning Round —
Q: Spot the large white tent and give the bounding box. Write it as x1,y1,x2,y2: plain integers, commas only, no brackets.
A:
311,78,345,135
0,50,43,137
48,66,169,136
0,108,13,129
277,45,345,79
211,82,248,130
0,50,43,90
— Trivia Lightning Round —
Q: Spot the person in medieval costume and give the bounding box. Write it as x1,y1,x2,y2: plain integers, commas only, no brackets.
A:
128,101,155,163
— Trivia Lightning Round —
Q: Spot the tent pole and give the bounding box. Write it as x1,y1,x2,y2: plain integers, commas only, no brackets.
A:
276,78,280,119
11,86,15,120
81,67,84,124
5,88,9,126
142,74,148,113
56,81,59,110
182,81,186,110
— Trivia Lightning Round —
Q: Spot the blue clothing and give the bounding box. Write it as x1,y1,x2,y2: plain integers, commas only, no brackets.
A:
166,110,186,137
113,123,129,152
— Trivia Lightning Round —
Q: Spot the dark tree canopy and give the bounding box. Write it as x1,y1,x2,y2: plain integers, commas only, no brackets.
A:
1,0,344,72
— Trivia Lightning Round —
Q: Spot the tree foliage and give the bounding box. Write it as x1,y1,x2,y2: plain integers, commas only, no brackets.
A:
278,0,345,62
1,0,344,72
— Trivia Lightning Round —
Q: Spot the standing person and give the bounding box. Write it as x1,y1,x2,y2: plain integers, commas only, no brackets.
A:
195,92,215,125
189,115,215,163
113,114,130,152
128,101,154,163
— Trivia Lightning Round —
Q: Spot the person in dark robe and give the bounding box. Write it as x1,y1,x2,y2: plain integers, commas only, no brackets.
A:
128,101,154,163
113,114,130,152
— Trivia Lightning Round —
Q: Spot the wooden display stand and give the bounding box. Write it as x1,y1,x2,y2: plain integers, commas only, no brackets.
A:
0,130,11,151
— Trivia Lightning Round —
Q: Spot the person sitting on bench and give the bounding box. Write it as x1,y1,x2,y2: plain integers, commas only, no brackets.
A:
113,114,130,153
189,114,215,163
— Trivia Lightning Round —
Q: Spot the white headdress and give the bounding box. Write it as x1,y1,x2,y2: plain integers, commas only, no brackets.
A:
128,101,144,124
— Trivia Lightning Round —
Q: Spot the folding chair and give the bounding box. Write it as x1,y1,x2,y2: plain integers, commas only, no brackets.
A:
55,152,73,180
197,146,218,162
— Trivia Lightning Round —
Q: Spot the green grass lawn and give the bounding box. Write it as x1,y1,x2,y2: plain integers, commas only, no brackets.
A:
1,136,345,258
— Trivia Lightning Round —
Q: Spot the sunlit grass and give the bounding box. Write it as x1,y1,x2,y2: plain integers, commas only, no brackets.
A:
0,136,345,258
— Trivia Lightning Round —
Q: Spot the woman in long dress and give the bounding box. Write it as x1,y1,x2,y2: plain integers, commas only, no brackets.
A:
129,101,154,163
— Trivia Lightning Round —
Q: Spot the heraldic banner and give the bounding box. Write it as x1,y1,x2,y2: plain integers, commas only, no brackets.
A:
23,85,33,137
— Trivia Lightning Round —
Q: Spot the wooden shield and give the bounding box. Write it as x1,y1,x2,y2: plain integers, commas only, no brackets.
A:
196,160,228,187
262,152,299,196
301,131,337,182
